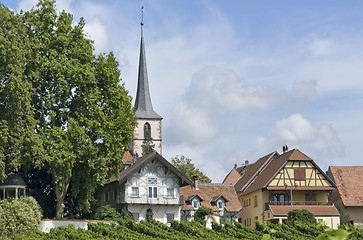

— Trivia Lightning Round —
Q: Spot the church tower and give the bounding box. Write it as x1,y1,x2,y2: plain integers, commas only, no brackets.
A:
132,16,162,157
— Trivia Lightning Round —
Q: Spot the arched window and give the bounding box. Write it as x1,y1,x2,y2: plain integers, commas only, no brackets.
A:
144,122,151,138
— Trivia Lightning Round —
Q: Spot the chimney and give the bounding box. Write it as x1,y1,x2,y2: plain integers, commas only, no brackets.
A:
193,175,199,190
283,145,288,153
234,163,237,169
245,160,249,165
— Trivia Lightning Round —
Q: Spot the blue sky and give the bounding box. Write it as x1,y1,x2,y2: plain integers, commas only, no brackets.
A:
2,0,363,181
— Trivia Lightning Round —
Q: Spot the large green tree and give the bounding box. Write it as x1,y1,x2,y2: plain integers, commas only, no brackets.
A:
0,4,44,181
1,1,136,219
171,155,211,183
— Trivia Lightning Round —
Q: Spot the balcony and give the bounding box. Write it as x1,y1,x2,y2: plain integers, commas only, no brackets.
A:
121,193,181,205
264,201,332,211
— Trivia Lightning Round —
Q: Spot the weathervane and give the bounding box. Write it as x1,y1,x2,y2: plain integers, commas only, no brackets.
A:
141,6,144,37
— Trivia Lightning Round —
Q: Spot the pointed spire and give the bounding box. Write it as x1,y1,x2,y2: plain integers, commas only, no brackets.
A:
134,7,162,119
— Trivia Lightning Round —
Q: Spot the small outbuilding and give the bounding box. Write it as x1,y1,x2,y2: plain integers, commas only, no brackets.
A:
0,172,26,200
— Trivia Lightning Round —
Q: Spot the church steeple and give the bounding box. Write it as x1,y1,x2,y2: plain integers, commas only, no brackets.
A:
134,9,162,120
132,7,162,157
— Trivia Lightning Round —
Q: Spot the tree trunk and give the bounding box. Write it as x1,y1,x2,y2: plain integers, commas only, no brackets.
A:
54,177,70,219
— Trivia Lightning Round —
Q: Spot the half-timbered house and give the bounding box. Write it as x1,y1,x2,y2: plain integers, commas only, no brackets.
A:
225,148,340,228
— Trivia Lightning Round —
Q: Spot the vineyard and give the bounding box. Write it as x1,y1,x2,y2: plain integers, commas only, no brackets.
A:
10,219,363,240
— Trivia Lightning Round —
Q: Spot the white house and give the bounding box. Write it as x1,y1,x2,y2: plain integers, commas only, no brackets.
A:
102,152,193,223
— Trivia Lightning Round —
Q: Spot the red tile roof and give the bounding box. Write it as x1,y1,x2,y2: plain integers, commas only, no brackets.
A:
270,205,339,216
327,166,363,207
223,168,241,185
180,184,241,212
122,151,134,165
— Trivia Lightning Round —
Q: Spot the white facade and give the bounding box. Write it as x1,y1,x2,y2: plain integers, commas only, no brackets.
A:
128,205,180,224
124,159,181,223
123,160,180,204
102,152,193,224
132,119,162,157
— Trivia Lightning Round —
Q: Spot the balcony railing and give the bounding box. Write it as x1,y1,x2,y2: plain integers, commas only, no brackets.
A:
264,201,332,211
120,193,181,205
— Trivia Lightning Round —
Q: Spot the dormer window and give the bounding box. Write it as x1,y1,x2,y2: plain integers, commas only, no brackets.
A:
192,199,200,209
217,199,224,210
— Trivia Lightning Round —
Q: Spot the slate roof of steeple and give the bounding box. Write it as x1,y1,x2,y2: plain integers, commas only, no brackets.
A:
134,23,162,120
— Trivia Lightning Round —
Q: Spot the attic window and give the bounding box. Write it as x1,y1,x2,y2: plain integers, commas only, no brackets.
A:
148,177,157,185
217,200,224,210
192,199,200,209
294,169,305,181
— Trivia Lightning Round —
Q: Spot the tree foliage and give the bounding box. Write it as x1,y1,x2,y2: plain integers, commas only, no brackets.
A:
287,209,317,225
171,155,211,183
0,0,136,219
194,206,213,222
141,131,155,156
0,3,44,182
97,205,133,222
146,208,154,222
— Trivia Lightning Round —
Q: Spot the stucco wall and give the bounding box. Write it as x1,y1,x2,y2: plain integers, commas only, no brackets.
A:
39,220,115,233
128,204,180,223
316,216,340,229
345,207,363,226
239,189,264,227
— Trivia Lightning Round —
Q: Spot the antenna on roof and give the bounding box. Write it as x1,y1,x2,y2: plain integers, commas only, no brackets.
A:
141,6,144,37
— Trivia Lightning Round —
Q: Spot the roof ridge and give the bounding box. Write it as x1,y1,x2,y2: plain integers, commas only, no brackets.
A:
199,183,233,186
241,151,278,192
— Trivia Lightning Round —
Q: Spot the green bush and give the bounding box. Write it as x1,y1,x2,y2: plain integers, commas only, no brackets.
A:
97,204,133,223
146,208,154,222
0,196,42,238
194,206,213,222
98,205,122,221
287,209,316,225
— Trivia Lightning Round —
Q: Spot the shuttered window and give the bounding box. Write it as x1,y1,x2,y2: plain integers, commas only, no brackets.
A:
294,169,306,181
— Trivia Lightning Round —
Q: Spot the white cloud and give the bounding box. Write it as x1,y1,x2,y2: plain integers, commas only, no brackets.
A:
168,102,218,145
309,36,334,57
84,17,109,53
186,67,272,111
251,113,345,167
17,0,38,12
17,0,73,13
274,114,316,142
